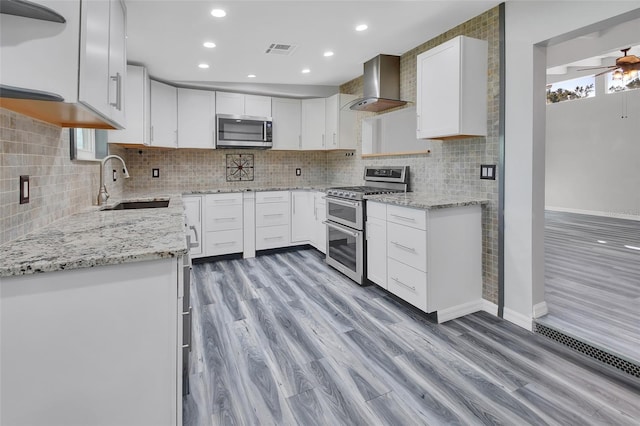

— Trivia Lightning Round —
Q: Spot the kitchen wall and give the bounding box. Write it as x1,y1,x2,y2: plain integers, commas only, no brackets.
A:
0,108,125,245
331,7,501,304
119,148,327,193
546,80,640,218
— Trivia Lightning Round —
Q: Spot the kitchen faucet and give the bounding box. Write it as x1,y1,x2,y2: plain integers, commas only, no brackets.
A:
97,155,130,205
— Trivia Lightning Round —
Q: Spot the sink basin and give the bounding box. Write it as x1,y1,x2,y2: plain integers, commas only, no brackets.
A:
101,200,170,210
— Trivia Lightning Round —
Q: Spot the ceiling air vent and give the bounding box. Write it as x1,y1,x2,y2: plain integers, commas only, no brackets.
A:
265,43,297,56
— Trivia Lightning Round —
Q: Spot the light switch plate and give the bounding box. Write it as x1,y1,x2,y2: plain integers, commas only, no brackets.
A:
296,168,301,176
480,165,496,180
152,168,160,178
19,175,29,204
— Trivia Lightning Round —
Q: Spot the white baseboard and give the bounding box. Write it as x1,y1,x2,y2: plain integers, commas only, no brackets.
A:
481,299,499,316
437,299,483,323
532,301,548,318
503,307,533,331
545,206,640,221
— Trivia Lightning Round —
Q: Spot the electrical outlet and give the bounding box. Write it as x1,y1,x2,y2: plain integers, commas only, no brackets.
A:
480,165,496,180
113,169,117,182
152,168,160,178
295,168,301,176
19,175,29,204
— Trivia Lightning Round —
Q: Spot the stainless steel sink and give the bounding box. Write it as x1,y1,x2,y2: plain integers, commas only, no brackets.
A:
101,200,170,210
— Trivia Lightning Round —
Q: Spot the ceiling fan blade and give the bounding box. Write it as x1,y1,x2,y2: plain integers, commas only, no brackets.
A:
576,65,616,72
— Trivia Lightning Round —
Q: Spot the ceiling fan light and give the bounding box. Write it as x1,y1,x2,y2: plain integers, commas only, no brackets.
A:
612,69,624,80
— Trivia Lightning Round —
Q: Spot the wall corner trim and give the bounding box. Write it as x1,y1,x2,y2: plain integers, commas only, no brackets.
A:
533,301,549,318
482,299,499,316
503,307,533,331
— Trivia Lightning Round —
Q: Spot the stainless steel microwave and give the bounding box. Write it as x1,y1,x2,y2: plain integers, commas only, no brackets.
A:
216,114,273,149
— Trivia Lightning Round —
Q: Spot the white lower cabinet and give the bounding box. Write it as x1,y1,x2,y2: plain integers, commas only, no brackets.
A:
0,258,183,426
291,190,315,242
204,193,243,256
311,191,327,253
365,201,482,323
256,191,290,250
183,195,203,256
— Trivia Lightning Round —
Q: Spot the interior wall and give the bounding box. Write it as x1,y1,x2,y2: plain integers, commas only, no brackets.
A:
546,81,640,218
334,7,501,304
504,1,640,329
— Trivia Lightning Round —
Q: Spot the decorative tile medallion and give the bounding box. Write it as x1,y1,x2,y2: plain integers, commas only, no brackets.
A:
226,154,254,181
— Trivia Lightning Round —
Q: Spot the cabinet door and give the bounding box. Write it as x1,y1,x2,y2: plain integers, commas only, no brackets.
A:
178,88,216,149
150,80,178,148
107,0,126,127
78,0,111,120
245,95,272,117
325,94,338,149
291,191,314,243
271,98,301,150
301,98,326,150
109,65,150,145
313,192,327,253
216,92,244,115
183,196,203,256
416,40,460,139
366,216,387,288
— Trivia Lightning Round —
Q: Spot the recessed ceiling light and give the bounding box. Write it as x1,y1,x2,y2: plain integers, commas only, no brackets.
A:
203,41,216,48
198,63,210,69
302,68,311,74
324,51,334,57
355,24,368,32
210,9,226,18
247,74,256,78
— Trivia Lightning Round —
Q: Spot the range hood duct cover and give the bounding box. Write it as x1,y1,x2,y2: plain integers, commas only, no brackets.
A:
348,54,407,112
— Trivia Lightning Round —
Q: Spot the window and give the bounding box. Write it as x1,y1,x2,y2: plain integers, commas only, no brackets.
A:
546,75,595,104
70,129,107,161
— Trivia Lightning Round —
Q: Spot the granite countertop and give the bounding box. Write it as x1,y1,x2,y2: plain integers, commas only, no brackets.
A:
0,194,188,278
184,186,328,194
365,192,489,209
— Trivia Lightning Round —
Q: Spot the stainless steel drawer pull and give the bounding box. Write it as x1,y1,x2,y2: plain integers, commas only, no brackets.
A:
213,199,237,203
390,213,416,222
264,196,285,200
214,217,237,221
264,236,283,240
391,241,416,253
264,213,284,217
214,241,236,246
392,277,416,291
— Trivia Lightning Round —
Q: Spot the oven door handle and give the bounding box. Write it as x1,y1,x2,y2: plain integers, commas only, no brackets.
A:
326,198,359,208
323,220,360,238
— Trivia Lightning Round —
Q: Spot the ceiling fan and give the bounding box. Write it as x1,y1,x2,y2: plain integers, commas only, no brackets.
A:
578,48,640,79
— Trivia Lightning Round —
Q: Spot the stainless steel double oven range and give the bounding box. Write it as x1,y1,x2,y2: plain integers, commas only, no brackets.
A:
325,166,409,285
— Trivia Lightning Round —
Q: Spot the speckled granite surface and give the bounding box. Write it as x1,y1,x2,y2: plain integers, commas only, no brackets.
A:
365,193,489,209
0,194,187,277
184,186,328,194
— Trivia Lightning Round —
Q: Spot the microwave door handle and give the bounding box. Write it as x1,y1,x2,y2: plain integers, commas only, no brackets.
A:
263,121,267,142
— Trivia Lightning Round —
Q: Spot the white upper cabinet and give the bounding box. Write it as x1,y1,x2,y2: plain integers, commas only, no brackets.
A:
178,88,216,149
216,92,271,117
416,35,487,140
271,97,301,150
301,98,326,150
0,0,127,129
325,93,357,150
150,80,177,148
108,65,150,145
245,95,272,117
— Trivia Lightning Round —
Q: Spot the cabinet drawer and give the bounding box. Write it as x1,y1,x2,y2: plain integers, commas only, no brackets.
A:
387,258,427,312
256,191,289,204
256,225,290,250
387,205,427,230
387,222,427,272
206,193,243,206
205,229,243,256
205,204,243,231
256,202,290,227
366,201,386,220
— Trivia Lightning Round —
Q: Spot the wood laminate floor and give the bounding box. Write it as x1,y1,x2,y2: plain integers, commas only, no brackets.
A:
183,248,640,426
539,211,640,365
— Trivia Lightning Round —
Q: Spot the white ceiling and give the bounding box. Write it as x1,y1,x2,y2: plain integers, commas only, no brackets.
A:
125,0,500,97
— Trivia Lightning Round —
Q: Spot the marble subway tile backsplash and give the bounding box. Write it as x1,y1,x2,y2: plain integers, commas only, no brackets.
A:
119,148,328,193
0,108,105,245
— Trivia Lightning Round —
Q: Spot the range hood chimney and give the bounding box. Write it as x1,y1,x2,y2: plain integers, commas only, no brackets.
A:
347,54,407,112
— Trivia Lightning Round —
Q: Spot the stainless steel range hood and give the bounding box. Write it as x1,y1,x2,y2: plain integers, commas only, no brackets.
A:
347,54,407,112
